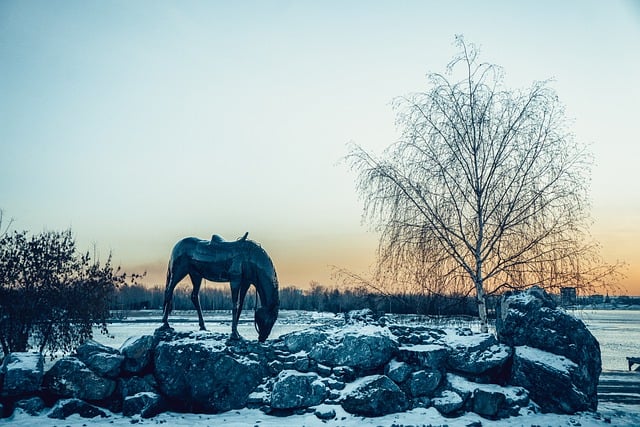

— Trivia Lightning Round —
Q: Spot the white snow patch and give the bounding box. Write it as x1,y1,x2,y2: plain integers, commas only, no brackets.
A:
442,330,493,348
334,324,395,339
515,345,577,373
446,374,526,402
386,358,405,370
4,353,41,371
508,291,537,305
276,369,318,380
398,343,447,352
339,375,383,398
432,389,463,406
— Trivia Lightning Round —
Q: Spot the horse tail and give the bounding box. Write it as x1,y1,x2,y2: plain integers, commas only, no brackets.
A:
165,260,171,287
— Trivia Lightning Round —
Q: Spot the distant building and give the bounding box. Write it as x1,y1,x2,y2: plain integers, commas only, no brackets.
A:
560,287,577,306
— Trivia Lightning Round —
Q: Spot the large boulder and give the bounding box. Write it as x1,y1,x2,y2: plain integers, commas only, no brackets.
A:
270,370,327,409
497,286,600,411
510,345,590,413
76,339,123,378
280,328,330,353
384,359,412,384
153,331,269,413
444,332,512,377
120,335,155,374
405,369,442,397
47,398,108,419
431,390,464,415
119,375,157,398
280,328,329,353
1,352,44,397
309,326,397,371
43,357,116,401
340,375,409,416
14,396,46,415
122,392,166,418
396,343,449,371
446,373,529,418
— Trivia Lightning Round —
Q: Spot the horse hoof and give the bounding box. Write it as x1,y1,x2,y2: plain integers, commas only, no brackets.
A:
228,333,243,341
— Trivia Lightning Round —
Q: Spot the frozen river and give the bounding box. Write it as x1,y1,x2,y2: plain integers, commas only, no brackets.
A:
573,309,640,371
93,309,640,372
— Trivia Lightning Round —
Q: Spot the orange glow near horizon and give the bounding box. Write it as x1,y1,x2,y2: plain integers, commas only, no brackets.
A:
128,235,639,296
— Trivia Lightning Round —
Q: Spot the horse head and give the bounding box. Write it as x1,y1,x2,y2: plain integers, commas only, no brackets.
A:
255,304,278,342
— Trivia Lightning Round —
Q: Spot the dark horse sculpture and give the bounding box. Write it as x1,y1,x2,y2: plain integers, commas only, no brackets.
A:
161,233,279,342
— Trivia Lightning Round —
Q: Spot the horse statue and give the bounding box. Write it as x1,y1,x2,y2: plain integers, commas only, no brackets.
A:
161,233,279,342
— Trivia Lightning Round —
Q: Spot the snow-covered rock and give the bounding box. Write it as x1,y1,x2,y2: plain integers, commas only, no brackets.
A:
405,369,442,397
397,343,449,370
280,328,330,353
153,330,269,413
446,373,529,410
118,375,157,399
14,396,45,415
76,339,123,379
43,357,116,401
47,398,108,419
445,332,512,377
120,335,155,374
121,391,166,418
431,390,464,415
340,375,409,416
309,326,397,371
497,286,601,412
511,345,589,413
384,358,412,384
0,352,44,397
344,308,376,324
270,370,327,409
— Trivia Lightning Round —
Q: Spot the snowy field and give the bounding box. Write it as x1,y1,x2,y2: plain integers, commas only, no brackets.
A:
5,403,640,427
3,309,639,426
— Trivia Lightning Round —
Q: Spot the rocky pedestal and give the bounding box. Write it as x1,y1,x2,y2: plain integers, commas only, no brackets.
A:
0,297,603,421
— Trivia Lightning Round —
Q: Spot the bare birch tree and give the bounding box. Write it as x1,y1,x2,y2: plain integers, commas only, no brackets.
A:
348,36,618,332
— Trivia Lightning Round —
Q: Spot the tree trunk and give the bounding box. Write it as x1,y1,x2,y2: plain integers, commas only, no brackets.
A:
475,278,489,333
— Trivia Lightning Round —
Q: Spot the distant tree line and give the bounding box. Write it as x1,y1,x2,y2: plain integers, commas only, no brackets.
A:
110,281,482,317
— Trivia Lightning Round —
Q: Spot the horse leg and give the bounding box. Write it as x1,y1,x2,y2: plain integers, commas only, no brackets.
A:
189,273,206,331
230,281,242,340
162,271,177,328
161,263,187,329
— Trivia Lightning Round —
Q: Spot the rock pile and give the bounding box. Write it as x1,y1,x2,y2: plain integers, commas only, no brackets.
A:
0,287,601,422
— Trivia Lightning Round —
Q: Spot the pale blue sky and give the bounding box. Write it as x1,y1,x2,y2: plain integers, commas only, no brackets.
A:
1,1,639,291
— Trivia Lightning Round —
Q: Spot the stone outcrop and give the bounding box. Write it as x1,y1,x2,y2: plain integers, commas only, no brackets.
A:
0,352,44,397
121,392,165,418
43,357,116,401
153,331,270,413
47,398,108,419
120,335,155,375
270,370,327,409
0,291,603,421
308,326,397,371
496,286,601,412
341,375,409,416
76,339,124,379
510,345,588,413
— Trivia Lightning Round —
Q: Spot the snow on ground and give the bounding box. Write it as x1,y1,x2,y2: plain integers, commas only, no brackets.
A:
3,402,640,427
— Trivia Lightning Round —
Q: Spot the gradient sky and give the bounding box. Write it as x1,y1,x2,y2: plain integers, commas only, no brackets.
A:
1,1,639,294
